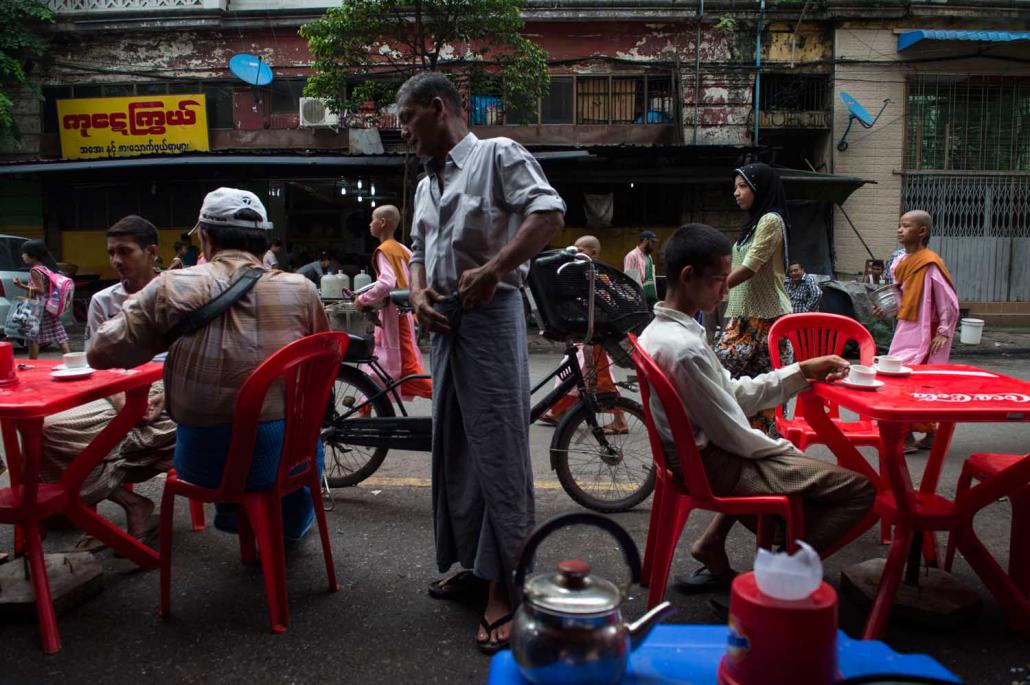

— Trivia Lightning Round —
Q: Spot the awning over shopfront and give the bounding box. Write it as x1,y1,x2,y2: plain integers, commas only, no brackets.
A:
897,30,1030,52
0,150,590,176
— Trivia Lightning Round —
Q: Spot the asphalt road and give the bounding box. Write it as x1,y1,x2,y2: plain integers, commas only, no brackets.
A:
0,353,1027,684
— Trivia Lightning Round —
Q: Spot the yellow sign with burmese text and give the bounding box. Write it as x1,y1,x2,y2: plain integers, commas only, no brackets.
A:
57,94,210,160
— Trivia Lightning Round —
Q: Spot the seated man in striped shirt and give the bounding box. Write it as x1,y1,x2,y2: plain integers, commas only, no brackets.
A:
784,262,821,314
89,188,329,543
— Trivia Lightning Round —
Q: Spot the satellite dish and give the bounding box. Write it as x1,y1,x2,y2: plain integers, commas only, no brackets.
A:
837,91,890,152
229,54,274,87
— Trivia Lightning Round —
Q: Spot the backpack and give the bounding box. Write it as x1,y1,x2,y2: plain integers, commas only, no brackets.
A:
33,266,75,317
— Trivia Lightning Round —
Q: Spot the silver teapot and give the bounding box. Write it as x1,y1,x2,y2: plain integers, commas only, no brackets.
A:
511,512,675,685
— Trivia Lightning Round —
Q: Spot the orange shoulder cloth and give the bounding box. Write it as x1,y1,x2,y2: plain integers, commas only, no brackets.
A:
372,239,411,290
893,248,955,322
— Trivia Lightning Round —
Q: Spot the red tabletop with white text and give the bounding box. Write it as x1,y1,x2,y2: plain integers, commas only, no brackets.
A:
799,363,1030,638
1,360,164,568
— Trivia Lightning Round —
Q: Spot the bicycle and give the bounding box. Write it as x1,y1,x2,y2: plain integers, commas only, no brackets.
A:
321,251,656,512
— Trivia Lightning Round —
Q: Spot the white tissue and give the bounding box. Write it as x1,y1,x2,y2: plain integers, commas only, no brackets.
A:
753,541,823,600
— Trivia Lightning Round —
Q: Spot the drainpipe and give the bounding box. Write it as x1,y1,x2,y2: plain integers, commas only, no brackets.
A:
753,0,765,147
693,0,703,144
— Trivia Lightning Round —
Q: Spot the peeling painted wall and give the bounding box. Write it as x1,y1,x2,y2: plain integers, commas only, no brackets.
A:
20,19,832,153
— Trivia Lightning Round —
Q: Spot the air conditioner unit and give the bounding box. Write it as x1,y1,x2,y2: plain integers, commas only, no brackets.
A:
299,97,339,128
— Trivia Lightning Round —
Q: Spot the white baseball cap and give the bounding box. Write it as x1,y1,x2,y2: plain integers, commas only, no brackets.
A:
192,187,273,234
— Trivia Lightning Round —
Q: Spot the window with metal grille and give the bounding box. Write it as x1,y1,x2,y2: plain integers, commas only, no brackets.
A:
576,75,674,125
541,77,574,124
483,73,674,125
905,76,1030,171
577,77,610,124
759,74,828,112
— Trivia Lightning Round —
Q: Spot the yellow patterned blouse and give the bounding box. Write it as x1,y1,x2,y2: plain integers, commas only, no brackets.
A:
724,212,792,320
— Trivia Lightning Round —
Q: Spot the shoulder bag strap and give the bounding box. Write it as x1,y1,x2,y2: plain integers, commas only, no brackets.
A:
164,267,264,346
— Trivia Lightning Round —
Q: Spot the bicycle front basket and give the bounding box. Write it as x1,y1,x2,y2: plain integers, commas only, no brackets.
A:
528,249,652,345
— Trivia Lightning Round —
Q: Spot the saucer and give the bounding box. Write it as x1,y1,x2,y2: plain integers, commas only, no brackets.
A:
51,367,95,380
875,365,913,377
839,378,884,391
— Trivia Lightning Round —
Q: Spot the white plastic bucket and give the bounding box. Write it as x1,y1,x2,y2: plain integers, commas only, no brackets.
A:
960,318,985,345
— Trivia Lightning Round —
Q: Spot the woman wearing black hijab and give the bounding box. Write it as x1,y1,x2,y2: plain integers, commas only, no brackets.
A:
714,162,794,435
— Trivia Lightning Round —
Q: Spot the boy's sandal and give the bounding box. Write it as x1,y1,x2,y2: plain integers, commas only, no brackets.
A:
674,566,737,595
428,569,486,601
475,612,514,655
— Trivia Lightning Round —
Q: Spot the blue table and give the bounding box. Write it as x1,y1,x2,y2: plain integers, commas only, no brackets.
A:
487,625,960,684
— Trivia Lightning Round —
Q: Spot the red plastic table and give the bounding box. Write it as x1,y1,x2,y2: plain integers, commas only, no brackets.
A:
799,364,1030,639
0,360,163,653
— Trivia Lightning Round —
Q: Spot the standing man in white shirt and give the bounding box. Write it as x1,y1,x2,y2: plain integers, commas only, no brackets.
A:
262,239,283,270
638,223,874,594
624,230,659,308
399,72,566,654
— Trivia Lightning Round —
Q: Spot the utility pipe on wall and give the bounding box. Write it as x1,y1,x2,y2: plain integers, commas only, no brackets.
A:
693,0,703,144
753,0,765,147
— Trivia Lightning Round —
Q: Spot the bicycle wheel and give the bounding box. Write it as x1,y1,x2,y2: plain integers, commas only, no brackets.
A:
552,395,655,513
323,364,395,487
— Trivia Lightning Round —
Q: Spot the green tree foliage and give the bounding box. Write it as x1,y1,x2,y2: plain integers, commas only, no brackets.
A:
300,0,548,118
0,0,53,146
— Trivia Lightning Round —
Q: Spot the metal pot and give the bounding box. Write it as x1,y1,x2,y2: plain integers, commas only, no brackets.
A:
511,512,675,685
869,284,901,316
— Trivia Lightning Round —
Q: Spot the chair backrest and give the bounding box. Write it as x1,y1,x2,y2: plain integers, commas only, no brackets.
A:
219,332,348,496
768,313,875,368
768,313,875,422
627,334,714,500
957,452,1030,516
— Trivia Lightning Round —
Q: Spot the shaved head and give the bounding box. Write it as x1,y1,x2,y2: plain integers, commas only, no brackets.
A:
370,204,401,241
901,209,933,246
374,205,401,231
902,210,932,231
574,234,601,259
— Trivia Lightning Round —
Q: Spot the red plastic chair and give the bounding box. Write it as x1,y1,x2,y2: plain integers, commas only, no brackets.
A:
159,332,348,633
0,423,69,653
864,450,1030,638
944,452,1030,596
768,313,881,452
627,335,804,609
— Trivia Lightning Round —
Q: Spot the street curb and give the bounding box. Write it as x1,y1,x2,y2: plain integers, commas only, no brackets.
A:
950,346,1030,358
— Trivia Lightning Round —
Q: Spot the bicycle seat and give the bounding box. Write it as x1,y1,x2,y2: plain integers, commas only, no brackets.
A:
342,334,374,362
389,289,411,308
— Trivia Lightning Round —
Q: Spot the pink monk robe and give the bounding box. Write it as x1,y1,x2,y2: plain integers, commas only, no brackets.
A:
356,245,432,400
888,253,959,366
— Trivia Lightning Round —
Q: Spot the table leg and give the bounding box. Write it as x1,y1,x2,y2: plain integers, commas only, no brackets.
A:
59,385,159,569
863,421,920,639
905,532,923,587
797,391,881,559
2,418,25,555
916,423,956,569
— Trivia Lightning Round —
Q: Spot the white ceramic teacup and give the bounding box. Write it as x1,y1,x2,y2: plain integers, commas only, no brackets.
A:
873,355,902,373
62,352,88,369
847,365,877,385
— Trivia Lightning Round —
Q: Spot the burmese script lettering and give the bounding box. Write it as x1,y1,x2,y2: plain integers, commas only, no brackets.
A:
63,100,201,138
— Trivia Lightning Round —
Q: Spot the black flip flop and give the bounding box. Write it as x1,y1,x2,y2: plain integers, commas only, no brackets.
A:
673,566,737,595
475,612,514,655
428,570,486,601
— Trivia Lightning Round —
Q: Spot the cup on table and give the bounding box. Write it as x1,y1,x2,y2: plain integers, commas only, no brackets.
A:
846,364,877,386
62,352,88,369
873,355,902,373
0,341,15,385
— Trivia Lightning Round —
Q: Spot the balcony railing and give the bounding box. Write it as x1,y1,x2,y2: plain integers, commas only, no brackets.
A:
47,0,223,14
